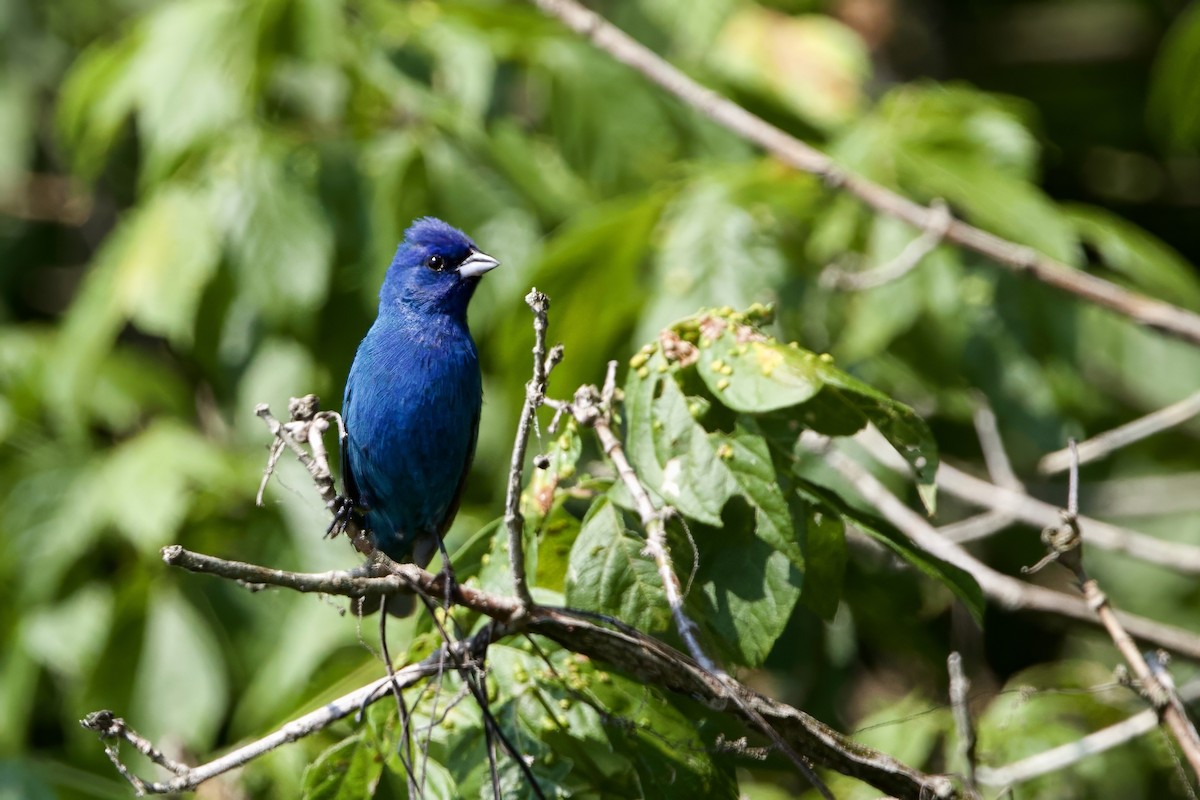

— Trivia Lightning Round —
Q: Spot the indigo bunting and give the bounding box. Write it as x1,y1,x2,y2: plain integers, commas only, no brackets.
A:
341,218,499,573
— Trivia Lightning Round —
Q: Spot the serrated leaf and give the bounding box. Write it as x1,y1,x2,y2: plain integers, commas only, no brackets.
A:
301,734,383,800
565,498,669,634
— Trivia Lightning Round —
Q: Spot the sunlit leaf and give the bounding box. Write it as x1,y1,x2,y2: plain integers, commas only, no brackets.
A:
1066,203,1200,311
565,497,669,634
301,734,383,800
131,586,228,747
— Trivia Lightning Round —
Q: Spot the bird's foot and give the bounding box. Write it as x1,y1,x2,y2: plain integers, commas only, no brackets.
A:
434,539,460,611
326,495,359,538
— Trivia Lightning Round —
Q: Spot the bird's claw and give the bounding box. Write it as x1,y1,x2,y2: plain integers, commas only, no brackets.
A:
326,495,360,538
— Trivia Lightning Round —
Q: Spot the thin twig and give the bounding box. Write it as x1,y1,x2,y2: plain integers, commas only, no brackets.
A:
822,199,952,290
377,599,419,799
977,679,1200,789
1026,441,1200,781
857,427,1200,575
1039,389,1200,474
947,653,979,797
82,627,505,795
972,397,1023,492
527,0,1200,347
504,289,559,611
802,433,1200,661
938,510,1013,544
568,364,836,800
104,543,965,798
161,546,522,621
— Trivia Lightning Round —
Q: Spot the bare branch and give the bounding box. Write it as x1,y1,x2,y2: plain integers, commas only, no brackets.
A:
947,652,979,797
1026,442,1200,780
567,364,836,799
1039,389,1200,474
161,546,522,622
802,433,1200,661
972,397,1023,492
82,626,504,795
822,199,952,291
527,0,1200,347
857,427,1200,575
978,679,1200,789
138,546,964,798
504,288,559,612
938,510,1013,544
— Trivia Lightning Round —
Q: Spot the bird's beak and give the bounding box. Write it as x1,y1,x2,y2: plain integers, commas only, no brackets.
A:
457,249,500,279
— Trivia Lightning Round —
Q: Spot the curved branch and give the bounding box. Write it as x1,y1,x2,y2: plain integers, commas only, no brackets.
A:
136,547,958,799
528,0,1200,348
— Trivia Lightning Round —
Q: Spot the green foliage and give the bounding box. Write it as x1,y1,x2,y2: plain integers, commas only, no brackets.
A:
5,0,1200,797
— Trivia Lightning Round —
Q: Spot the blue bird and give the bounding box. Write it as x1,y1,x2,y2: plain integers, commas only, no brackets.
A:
340,218,499,577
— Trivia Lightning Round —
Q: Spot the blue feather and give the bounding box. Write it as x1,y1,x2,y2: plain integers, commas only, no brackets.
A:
341,218,498,566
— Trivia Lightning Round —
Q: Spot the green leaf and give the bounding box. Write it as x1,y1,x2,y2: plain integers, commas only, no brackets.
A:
688,312,938,511
301,734,383,800
684,513,803,666
1065,203,1200,311
57,420,236,554
625,360,735,524
216,149,334,321
46,185,220,428
131,586,229,747
712,10,869,130
898,150,1079,266
20,583,113,681
789,489,848,621
565,498,669,635
1148,3,1200,151
806,483,984,625
637,178,787,347
587,667,739,797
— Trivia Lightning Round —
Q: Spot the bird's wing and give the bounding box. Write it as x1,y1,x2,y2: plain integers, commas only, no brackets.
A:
436,405,481,541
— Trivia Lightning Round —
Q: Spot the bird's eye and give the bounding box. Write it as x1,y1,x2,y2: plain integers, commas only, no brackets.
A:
425,254,447,272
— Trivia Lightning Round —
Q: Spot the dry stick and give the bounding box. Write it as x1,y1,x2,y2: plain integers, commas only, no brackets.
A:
87,390,956,798
527,608,958,799
82,628,504,795
1024,441,1200,781
1039,388,1200,475
936,399,1023,544
821,199,952,291
946,653,979,797
148,547,961,799
937,510,1014,544
978,679,1200,789
528,0,1200,347
972,397,1023,493
856,427,1200,575
800,434,1200,661
572,363,837,800
503,289,562,611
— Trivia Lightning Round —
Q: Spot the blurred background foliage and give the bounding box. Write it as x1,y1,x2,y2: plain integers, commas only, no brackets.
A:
3,0,1200,797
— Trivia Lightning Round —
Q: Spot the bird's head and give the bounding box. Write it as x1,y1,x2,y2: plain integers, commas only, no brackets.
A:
380,217,499,317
